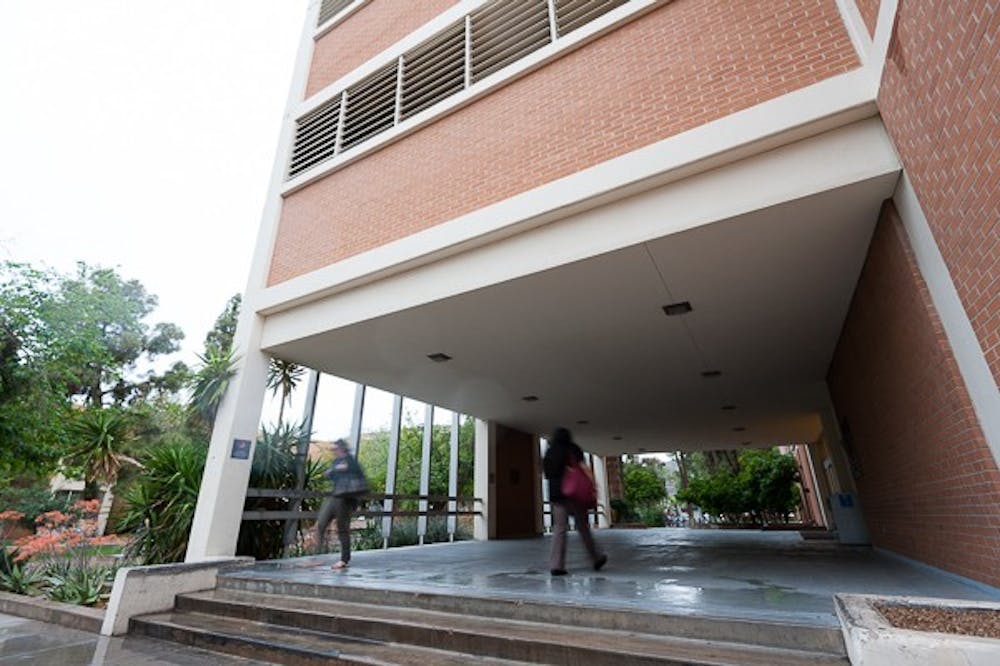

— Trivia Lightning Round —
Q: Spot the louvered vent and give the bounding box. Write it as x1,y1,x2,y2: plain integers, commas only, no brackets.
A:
289,96,342,178
290,0,637,179
555,0,630,35
341,63,397,151
318,0,353,27
401,22,466,121
470,0,551,83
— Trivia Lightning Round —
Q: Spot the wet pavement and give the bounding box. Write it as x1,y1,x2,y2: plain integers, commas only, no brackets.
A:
0,612,273,665
237,528,1000,627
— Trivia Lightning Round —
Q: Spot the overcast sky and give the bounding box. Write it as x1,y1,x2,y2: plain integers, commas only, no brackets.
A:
0,1,308,366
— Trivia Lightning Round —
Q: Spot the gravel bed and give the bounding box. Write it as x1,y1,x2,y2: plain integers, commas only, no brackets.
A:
876,602,1000,640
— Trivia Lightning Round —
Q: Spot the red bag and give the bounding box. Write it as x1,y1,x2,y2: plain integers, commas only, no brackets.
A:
561,464,597,509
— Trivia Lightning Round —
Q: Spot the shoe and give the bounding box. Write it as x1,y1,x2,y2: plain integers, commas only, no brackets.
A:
593,554,607,571
332,560,349,570
550,568,568,576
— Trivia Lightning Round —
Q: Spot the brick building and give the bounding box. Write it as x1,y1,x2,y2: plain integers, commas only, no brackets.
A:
187,0,1000,589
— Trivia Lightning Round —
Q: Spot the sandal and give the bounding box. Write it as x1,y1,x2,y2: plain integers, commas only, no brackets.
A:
331,560,349,570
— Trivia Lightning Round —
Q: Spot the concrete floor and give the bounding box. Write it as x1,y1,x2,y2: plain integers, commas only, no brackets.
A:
0,613,272,665
241,528,1000,627
4,529,998,664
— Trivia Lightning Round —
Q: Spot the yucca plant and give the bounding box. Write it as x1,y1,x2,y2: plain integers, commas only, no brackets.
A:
66,407,142,490
0,562,46,596
117,436,206,564
188,348,238,427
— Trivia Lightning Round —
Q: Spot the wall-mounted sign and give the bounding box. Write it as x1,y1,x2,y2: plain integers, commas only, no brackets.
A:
231,438,252,460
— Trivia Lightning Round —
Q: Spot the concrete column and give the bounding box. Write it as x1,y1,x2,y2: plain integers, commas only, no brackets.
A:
382,395,403,547
473,418,495,540
417,405,433,544
592,454,610,528
447,412,459,539
348,384,365,455
539,438,551,534
186,313,270,562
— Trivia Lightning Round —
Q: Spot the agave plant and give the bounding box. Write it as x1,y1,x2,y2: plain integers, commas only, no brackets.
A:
0,562,46,596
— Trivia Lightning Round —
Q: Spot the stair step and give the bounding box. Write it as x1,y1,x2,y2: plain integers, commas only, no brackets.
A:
163,588,848,666
131,610,527,666
217,572,845,655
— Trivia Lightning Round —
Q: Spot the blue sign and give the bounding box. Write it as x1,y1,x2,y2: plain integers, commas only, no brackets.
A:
231,439,252,460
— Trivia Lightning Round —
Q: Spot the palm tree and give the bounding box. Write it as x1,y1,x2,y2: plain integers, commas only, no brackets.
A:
267,358,304,426
189,348,239,427
66,407,142,535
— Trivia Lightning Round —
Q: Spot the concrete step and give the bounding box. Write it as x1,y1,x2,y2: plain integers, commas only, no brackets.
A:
155,588,849,666
217,571,846,655
131,609,527,666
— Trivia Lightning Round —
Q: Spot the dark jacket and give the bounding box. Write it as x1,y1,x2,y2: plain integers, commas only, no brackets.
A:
327,453,367,497
543,439,583,504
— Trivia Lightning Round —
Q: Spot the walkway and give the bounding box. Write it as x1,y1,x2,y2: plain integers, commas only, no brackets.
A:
237,528,1000,627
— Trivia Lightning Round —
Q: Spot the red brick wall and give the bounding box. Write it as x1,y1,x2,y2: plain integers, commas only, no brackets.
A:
270,0,858,285
828,203,1000,588
306,0,460,99
856,0,880,37
877,2,1000,387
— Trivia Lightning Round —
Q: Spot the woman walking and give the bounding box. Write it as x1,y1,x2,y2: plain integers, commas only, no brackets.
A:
543,427,607,576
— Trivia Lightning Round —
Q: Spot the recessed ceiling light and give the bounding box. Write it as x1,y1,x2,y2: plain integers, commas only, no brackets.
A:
662,301,693,316
427,353,452,362
741,441,752,446
612,435,623,441
521,395,539,402
576,420,589,425
721,405,737,411
638,447,647,452
701,370,722,378
732,426,747,432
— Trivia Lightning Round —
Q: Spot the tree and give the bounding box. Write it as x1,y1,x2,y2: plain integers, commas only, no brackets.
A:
622,459,667,506
203,294,241,358
188,348,238,428
38,263,184,407
267,359,304,427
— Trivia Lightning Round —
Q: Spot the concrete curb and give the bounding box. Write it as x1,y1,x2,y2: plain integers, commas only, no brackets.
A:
835,593,1000,666
0,590,104,633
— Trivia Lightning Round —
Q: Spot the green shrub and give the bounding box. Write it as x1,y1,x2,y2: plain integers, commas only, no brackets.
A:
634,503,667,528
117,436,206,564
0,486,72,529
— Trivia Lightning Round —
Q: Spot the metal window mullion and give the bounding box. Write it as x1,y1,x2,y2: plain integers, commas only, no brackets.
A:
417,405,434,544
382,394,403,547
394,55,404,126
334,90,348,155
546,0,559,42
447,413,460,540
464,15,472,89
349,383,365,456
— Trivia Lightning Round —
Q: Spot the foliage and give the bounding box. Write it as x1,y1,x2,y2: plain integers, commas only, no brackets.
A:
357,416,475,506
188,348,238,427
0,488,72,530
633,502,667,528
203,294,241,357
0,261,185,481
117,437,206,564
622,459,667,506
12,500,123,561
267,359,305,426
65,407,142,488
236,422,326,561
674,448,800,525
42,558,118,606
0,562,46,596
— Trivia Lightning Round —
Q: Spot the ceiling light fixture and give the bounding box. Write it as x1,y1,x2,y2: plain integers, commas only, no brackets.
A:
732,426,747,432
427,353,452,362
576,420,589,425
741,441,753,446
721,405,737,411
701,370,722,378
662,301,693,316
612,435,623,441
521,395,539,402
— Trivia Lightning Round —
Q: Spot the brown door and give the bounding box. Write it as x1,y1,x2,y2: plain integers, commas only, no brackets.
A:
495,425,540,538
